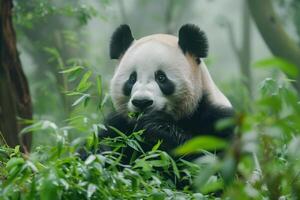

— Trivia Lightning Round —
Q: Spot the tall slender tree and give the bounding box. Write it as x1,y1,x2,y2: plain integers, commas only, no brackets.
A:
225,0,252,98
248,0,300,93
0,0,32,151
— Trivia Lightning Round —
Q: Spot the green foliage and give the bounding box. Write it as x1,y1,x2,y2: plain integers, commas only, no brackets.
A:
13,0,106,128
2,59,300,199
3,1,300,197
255,57,299,78
0,124,202,199
174,136,228,155
14,0,97,28
0,65,200,199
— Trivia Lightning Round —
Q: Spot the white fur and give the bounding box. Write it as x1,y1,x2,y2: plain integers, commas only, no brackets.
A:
200,61,232,107
110,34,231,119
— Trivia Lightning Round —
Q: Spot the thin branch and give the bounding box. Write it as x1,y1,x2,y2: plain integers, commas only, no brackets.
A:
118,0,127,24
165,0,175,34
224,20,241,60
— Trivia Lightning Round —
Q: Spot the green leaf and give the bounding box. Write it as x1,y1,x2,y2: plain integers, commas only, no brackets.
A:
259,78,278,96
87,183,97,199
85,155,96,165
96,75,102,98
108,126,127,138
255,57,299,78
174,136,228,155
151,140,162,151
6,157,25,171
59,66,84,74
76,71,92,92
40,172,59,200
167,153,180,178
215,117,235,131
99,93,110,110
194,165,219,190
96,75,103,110
200,178,224,194
149,192,166,200
26,160,38,173
20,120,58,136
83,95,90,107
72,94,90,107
44,47,64,69
127,139,144,152
220,156,237,185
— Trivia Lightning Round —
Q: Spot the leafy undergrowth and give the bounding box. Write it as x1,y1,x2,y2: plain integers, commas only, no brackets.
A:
0,130,205,200
1,60,300,199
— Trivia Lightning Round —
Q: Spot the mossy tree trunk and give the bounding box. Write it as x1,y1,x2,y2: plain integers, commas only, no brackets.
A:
0,0,32,151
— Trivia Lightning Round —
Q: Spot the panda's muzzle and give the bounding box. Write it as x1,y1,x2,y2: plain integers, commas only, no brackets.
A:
131,99,153,110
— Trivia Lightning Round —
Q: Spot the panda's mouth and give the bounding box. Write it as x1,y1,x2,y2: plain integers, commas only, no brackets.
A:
127,111,142,119
127,104,161,118
132,106,154,114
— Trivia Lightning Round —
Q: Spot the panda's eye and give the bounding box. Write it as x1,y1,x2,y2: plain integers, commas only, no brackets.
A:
128,71,137,84
158,74,166,82
155,70,167,83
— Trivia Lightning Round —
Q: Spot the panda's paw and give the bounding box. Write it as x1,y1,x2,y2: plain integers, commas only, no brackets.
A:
136,111,174,129
134,111,175,144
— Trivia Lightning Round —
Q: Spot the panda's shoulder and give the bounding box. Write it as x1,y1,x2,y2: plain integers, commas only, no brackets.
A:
196,93,234,119
179,93,234,138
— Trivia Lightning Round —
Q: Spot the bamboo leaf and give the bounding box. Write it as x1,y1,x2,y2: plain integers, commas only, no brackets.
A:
72,94,90,107
174,136,228,155
255,57,298,78
59,66,84,74
76,71,92,92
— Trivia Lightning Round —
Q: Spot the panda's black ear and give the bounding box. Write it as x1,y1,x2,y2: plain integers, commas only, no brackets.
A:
110,24,134,59
178,24,208,58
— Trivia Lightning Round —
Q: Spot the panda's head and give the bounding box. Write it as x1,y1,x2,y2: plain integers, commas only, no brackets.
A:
109,24,231,120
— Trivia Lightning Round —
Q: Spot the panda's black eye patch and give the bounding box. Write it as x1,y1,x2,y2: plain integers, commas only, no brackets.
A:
128,72,137,84
123,71,137,96
155,70,175,95
156,71,167,83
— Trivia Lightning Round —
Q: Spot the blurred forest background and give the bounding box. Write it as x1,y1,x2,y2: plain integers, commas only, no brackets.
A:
1,0,300,198
7,0,298,147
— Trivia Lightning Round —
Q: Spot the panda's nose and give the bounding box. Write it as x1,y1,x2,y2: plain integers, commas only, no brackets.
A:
132,99,153,110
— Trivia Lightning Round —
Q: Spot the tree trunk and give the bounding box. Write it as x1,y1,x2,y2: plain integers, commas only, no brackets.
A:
292,1,300,46
227,1,253,98
240,1,252,97
248,0,300,92
164,0,175,34
0,0,32,152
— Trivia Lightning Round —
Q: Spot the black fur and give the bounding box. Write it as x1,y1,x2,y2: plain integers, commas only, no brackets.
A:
123,71,137,96
110,24,134,59
155,70,175,95
178,94,234,139
99,93,234,163
178,24,208,58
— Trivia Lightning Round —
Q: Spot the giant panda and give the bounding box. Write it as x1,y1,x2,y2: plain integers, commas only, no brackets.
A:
100,24,234,163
